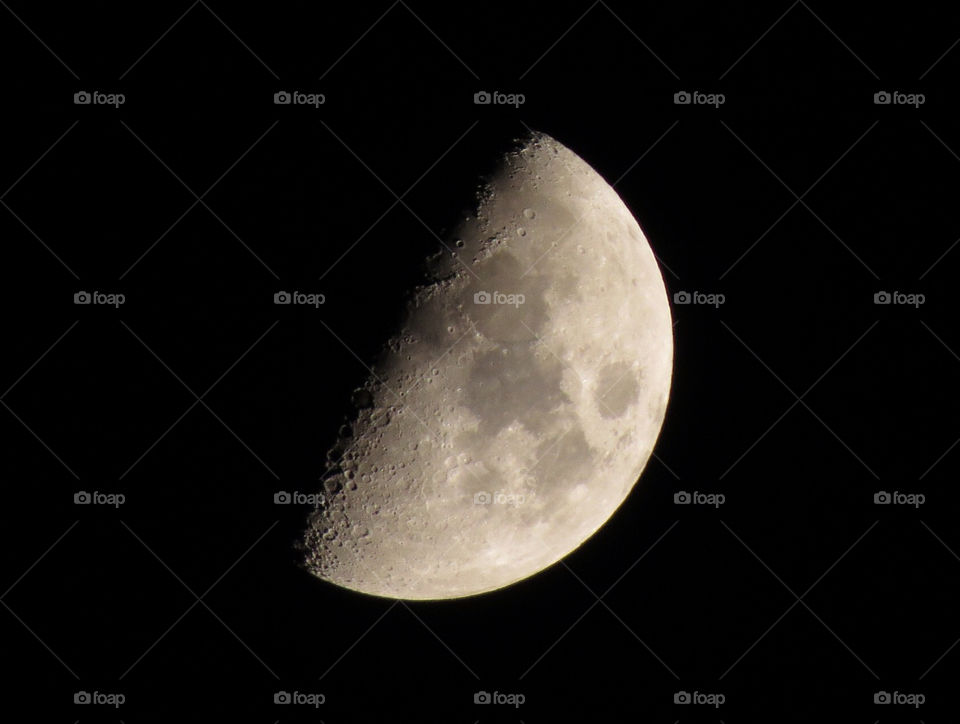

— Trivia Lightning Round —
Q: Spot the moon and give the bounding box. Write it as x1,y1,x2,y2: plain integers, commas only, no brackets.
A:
304,131,673,600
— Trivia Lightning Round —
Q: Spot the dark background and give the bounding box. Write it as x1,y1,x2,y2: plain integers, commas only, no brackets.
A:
1,1,959,721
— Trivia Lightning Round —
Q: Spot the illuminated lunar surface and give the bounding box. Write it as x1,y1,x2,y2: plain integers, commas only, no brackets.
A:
304,131,673,599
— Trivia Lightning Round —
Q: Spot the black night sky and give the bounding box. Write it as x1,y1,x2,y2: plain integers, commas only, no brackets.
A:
1,2,959,722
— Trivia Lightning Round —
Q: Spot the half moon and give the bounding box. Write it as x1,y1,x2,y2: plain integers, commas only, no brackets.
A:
304,131,673,600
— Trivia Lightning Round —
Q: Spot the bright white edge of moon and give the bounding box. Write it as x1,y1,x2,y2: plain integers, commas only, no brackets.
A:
304,130,673,600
